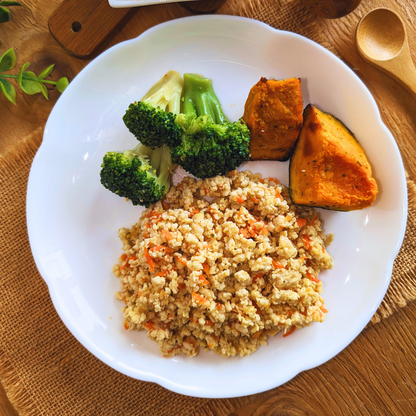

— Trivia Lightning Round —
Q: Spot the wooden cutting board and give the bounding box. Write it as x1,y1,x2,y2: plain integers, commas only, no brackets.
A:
48,0,227,59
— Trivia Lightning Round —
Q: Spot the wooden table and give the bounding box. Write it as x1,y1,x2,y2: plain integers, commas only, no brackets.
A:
1,0,416,415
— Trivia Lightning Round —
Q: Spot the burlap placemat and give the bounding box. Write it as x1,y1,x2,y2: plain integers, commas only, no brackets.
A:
1,2,416,415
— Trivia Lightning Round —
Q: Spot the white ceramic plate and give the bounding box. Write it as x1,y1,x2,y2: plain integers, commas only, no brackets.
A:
27,16,407,398
109,0,197,8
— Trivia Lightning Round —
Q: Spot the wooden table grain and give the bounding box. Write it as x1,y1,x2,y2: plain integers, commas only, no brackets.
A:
1,0,416,415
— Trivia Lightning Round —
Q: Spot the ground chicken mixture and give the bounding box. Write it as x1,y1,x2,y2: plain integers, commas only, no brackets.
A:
114,170,334,357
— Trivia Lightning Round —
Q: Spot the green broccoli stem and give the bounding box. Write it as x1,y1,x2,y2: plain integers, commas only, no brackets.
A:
141,70,183,115
156,145,172,190
132,143,171,192
182,73,229,124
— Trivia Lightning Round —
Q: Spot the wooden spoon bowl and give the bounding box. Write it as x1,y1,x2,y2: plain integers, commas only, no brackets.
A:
356,8,416,98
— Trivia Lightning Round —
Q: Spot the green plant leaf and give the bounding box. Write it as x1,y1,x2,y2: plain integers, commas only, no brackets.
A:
38,64,55,80
0,1,23,6
56,77,68,93
0,6,10,23
39,81,48,99
0,48,16,72
0,77,16,104
20,70,42,95
17,61,29,85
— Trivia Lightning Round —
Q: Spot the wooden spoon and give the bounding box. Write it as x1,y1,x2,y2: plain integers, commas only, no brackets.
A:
356,8,416,98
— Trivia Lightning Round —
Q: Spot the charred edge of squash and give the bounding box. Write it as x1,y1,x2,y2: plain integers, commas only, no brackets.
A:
251,154,292,162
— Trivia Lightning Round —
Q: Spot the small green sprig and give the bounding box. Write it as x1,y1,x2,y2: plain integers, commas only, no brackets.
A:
0,48,69,104
0,1,21,23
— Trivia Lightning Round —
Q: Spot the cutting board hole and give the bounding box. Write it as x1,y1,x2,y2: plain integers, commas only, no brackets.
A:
71,21,82,32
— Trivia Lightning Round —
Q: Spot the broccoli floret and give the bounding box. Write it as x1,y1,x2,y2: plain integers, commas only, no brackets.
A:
123,70,184,149
170,73,250,179
100,143,172,208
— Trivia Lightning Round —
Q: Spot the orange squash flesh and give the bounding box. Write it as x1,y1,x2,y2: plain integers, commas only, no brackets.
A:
289,104,378,211
243,77,303,161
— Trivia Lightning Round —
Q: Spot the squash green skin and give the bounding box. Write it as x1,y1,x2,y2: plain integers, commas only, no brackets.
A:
289,104,378,211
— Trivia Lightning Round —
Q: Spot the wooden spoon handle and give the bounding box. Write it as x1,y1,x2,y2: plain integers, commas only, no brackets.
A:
380,44,416,98
395,49,416,98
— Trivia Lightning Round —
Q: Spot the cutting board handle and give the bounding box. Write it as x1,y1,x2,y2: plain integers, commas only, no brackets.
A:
48,0,227,60
181,0,227,14
48,0,137,60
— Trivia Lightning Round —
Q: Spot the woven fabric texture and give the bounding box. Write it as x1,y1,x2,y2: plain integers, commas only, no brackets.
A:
1,1,416,415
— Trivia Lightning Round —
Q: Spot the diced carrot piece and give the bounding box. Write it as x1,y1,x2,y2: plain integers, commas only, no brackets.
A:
205,320,213,326
283,326,296,337
192,291,208,305
296,218,307,228
272,260,285,269
189,209,200,217
228,169,238,175
143,320,155,330
163,202,170,210
120,253,127,261
150,245,163,252
123,322,129,330
237,196,245,204
322,245,326,253
275,189,283,200
259,178,265,184
144,248,155,272
252,197,259,204
147,211,161,219
178,283,186,289
119,263,129,272
129,256,137,261
302,235,312,250
253,330,263,339
177,257,187,267
216,302,223,310
162,229,174,241
320,306,328,313
260,226,268,235
268,177,280,184
155,271,168,277
199,275,210,286
164,247,174,255
306,271,320,283
239,228,250,238
253,273,264,282
202,263,210,275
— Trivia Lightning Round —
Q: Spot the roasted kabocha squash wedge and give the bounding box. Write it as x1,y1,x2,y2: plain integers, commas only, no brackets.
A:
289,104,378,211
243,77,303,161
